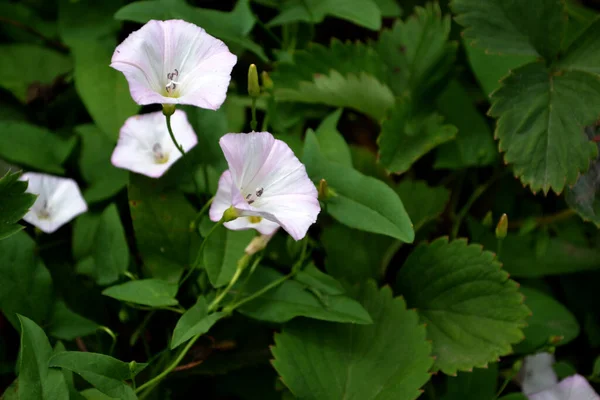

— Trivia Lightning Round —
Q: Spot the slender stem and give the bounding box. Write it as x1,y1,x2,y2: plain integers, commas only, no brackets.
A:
191,197,214,235
166,114,185,156
495,371,515,399
98,326,118,355
250,98,258,131
229,255,263,306
130,311,156,347
508,209,575,229
179,219,224,291
208,256,249,312
135,333,201,394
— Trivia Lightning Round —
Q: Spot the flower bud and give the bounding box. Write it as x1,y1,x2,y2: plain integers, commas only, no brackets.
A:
162,103,176,117
248,64,260,98
222,206,239,222
482,211,493,227
245,233,275,256
261,71,273,90
495,213,508,239
129,361,137,374
318,179,336,201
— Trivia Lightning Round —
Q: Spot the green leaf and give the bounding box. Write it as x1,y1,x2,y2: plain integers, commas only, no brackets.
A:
513,287,580,353
468,218,600,277
313,108,352,167
0,170,36,241
72,204,129,286
435,80,497,169
0,232,53,327
376,4,456,100
102,279,179,307
303,130,414,242
294,264,345,296
374,0,402,17
558,15,600,74
58,0,123,47
17,315,69,400
378,103,457,174
565,153,600,228
81,389,119,400
48,300,99,341
71,38,139,141
102,279,178,307
76,124,128,203
0,44,71,104
267,0,382,30
171,296,225,349
0,121,76,174
128,173,199,282
203,224,255,288
322,222,395,283
452,0,566,59
463,39,536,97
48,352,146,400
236,266,372,324
489,62,600,194
271,282,432,400
396,238,530,374
394,179,450,232
440,364,498,400
276,70,394,121
115,0,266,61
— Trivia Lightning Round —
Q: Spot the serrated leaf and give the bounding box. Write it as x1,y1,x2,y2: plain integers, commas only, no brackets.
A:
203,224,255,288
303,130,414,242
514,287,580,354
76,124,128,203
71,38,139,141
102,279,178,307
171,296,225,349
440,364,498,400
394,179,450,231
0,170,36,240
17,315,69,400
452,0,566,59
0,121,76,174
276,70,394,121
463,39,535,97
128,173,199,282
378,103,457,174
72,204,129,286
0,44,72,103
271,282,432,400
49,352,146,400
236,266,372,324
0,232,53,327
115,0,266,61
489,62,600,194
314,108,352,167
376,3,456,100
48,300,99,341
374,0,402,17
435,80,497,169
267,0,382,30
396,238,530,374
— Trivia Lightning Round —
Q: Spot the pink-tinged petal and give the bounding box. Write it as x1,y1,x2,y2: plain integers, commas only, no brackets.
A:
521,353,559,395
111,110,197,178
209,170,234,222
529,375,600,400
20,172,87,234
219,131,319,240
111,19,236,109
224,217,279,236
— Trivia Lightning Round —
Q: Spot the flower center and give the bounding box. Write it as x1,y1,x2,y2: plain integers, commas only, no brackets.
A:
165,69,181,95
37,200,51,220
248,216,262,224
152,143,169,164
245,187,264,205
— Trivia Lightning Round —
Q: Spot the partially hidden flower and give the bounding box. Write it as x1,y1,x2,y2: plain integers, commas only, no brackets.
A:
20,172,87,233
110,19,237,110
111,110,197,178
209,131,320,241
520,353,600,400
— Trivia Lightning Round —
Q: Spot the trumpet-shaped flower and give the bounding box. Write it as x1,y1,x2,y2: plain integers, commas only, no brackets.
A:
110,19,237,110
209,131,320,240
20,172,87,234
521,353,600,400
111,110,197,178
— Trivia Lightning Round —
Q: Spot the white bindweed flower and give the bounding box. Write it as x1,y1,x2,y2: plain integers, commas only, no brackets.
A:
20,172,87,234
111,110,197,178
209,131,320,240
110,19,237,110
521,353,600,400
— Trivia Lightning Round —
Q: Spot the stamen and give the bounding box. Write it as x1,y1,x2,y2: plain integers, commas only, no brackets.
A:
256,187,263,197
38,200,51,219
248,200,255,205
165,69,181,93
246,194,252,200
152,143,169,164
